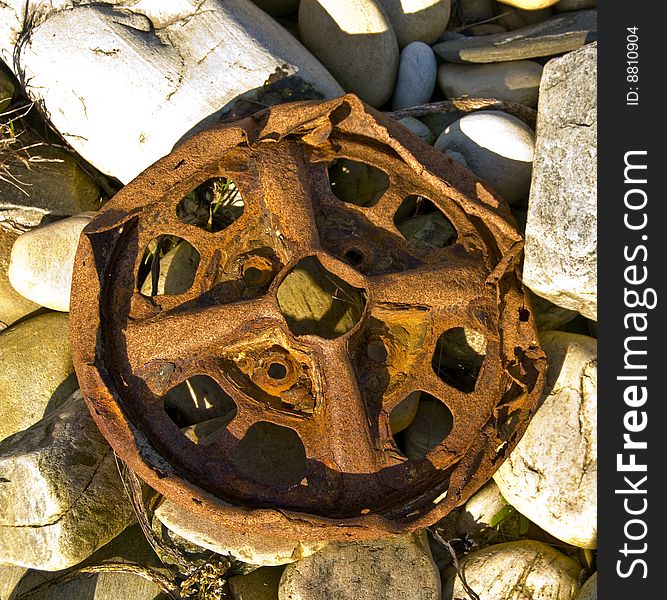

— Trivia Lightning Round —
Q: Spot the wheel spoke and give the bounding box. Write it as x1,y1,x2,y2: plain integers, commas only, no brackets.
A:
315,338,380,476
256,142,321,258
125,295,278,370
368,254,488,311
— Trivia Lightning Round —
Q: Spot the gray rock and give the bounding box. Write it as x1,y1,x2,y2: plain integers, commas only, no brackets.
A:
0,227,39,329
299,0,398,107
555,0,598,12
4,524,165,599
397,117,434,144
443,540,581,600
433,9,597,63
278,531,440,600
391,42,437,111
523,43,597,320
438,60,543,106
434,110,534,205
0,390,134,570
575,572,597,600
376,0,451,47
0,0,343,184
494,331,597,549
0,68,14,112
0,311,76,442
229,566,284,600
529,291,578,331
459,0,496,23
155,498,327,566
0,142,101,230
8,212,95,312
468,23,508,35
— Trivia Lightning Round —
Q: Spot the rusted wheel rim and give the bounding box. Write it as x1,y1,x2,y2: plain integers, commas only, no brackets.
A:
70,95,545,542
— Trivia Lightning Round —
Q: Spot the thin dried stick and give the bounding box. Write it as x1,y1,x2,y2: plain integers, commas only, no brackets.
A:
115,455,195,575
430,528,481,600
386,98,537,130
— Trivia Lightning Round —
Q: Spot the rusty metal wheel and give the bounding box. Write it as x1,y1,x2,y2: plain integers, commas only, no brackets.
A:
70,95,545,543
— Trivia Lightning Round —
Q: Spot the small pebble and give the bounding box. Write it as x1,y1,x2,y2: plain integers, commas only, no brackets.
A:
392,41,437,110
8,211,95,311
434,111,535,204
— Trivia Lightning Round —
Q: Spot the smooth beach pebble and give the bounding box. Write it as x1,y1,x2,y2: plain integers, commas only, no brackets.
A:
497,0,561,9
434,111,535,204
376,0,452,47
8,212,95,311
392,41,437,110
299,0,399,107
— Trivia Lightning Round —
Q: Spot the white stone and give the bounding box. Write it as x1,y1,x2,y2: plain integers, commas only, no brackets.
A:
278,531,440,600
575,572,597,600
0,0,343,184
397,117,434,145
392,42,437,110
523,44,597,320
434,111,534,205
456,480,508,534
155,498,327,566
438,60,543,107
0,390,134,570
497,0,560,9
494,331,597,549
8,212,94,311
443,540,581,600
299,0,398,107
377,0,452,47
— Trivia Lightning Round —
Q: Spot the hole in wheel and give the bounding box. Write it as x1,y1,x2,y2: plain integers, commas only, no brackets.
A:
163,375,238,428
277,256,366,339
392,393,454,460
137,236,200,296
176,176,244,232
343,248,365,267
234,422,306,488
432,327,487,393
328,159,389,207
267,362,288,380
394,195,457,250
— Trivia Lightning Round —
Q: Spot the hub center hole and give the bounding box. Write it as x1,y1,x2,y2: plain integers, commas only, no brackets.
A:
267,362,288,380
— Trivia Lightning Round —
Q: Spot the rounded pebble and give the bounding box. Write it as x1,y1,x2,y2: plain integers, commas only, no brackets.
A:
299,0,399,107
438,60,543,107
392,41,437,110
8,212,95,311
377,0,452,47
444,541,582,600
497,0,560,9
434,111,534,204
398,116,435,144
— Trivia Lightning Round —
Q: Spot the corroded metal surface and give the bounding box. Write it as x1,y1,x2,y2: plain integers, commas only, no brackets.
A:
70,94,545,542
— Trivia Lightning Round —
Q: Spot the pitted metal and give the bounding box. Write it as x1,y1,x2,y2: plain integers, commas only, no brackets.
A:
70,94,545,543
